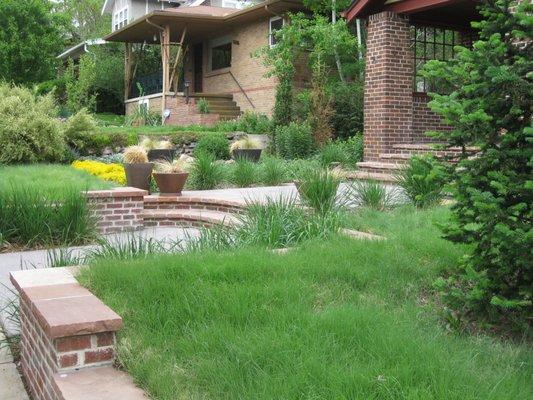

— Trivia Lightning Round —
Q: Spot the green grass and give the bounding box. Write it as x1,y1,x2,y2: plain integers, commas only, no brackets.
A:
94,113,126,127
80,207,532,400
0,164,114,195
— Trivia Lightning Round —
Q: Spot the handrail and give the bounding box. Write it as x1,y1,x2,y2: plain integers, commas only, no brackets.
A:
227,71,255,109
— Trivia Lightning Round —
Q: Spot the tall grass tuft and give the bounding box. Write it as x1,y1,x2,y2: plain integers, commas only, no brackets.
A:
395,155,446,208
232,158,256,188
188,151,225,190
90,234,177,260
0,185,96,249
297,169,341,214
260,156,286,186
346,180,396,211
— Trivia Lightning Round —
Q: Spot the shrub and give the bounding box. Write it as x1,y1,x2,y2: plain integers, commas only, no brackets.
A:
272,72,293,128
330,82,364,139
189,152,225,190
317,141,349,167
0,185,96,249
275,122,314,159
297,169,340,215
232,159,256,188
0,83,66,164
260,157,286,186
338,135,364,166
71,160,126,185
346,180,396,211
194,133,230,160
395,155,446,208
237,111,272,134
64,109,98,154
196,98,210,114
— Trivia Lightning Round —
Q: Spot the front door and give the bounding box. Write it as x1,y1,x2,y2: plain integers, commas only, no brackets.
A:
193,43,203,93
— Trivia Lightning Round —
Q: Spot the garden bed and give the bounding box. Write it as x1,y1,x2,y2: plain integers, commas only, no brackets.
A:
78,207,532,399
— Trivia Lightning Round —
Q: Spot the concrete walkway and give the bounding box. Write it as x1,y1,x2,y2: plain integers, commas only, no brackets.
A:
0,330,29,400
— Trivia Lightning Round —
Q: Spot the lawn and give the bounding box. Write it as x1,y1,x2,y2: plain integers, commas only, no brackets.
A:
0,164,115,195
79,207,532,400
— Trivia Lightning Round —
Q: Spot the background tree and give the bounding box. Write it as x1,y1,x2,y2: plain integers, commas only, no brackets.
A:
425,0,532,333
0,0,66,85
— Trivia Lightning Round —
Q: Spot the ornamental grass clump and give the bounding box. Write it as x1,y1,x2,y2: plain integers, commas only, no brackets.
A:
346,180,396,211
123,145,149,163
297,169,341,215
0,185,96,250
231,159,256,188
188,151,225,190
260,156,286,186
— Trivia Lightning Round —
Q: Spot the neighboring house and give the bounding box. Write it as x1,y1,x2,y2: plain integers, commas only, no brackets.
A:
343,0,481,181
57,39,107,63
102,0,308,125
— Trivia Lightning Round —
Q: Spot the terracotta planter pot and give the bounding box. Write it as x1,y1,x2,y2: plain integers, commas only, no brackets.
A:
124,163,153,191
232,149,262,162
153,172,189,195
148,149,175,162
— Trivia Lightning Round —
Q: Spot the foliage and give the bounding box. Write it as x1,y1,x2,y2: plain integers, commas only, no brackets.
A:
395,155,446,208
260,156,287,186
126,104,161,127
346,180,396,211
214,111,272,134
308,56,333,146
230,135,262,151
188,152,225,190
317,140,349,166
330,81,364,139
0,185,96,250
64,109,98,153
297,169,340,215
0,0,64,85
275,122,314,159
65,56,97,113
196,98,210,114
80,207,532,400
123,146,148,164
0,83,66,164
231,159,257,188
422,0,532,330
71,160,126,185
194,133,230,160
272,72,294,128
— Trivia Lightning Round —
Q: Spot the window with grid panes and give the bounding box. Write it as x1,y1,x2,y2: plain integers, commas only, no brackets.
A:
411,26,468,93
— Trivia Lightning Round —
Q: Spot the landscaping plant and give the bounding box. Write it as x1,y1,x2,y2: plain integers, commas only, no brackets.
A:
63,108,98,155
395,155,446,208
297,169,340,215
275,122,314,159
71,160,126,185
423,0,532,332
346,180,396,211
188,151,225,190
196,98,210,114
194,133,230,160
260,156,287,186
231,159,257,188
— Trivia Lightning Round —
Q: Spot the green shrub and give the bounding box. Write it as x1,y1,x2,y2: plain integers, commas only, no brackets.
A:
0,83,66,164
260,156,286,186
0,185,96,249
275,122,314,159
317,141,349,167
194,133,230,160
395,155,446,208
346,180,396,211
297,169,340,215
338,135,364,166
330,82,364,139
196,98,210,114
238,111,272,134
189,152,225,190
232,159,256,188
272,73,293,128
64,109,98,154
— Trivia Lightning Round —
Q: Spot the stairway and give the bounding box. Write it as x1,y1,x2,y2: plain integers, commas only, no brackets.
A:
141,195,245,228
192,93,242,121
355,142,476,182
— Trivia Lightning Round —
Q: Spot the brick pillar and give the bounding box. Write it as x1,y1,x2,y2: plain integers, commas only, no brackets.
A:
363,11,413,161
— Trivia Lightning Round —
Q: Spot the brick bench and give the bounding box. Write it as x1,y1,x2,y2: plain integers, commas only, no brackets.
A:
10,267,147,400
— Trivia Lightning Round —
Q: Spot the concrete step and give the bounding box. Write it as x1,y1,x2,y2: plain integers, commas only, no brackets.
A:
350,170,396,183
191,92,233,99
209,105,241,112
141,209,240,228
357,161,402,171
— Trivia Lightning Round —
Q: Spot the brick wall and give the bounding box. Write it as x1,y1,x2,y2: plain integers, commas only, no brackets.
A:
11,268,124,400
412,93,452,142
85,187,147,234
363,11,413,162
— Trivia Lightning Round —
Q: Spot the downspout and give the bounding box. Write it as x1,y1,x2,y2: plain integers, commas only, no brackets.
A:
356,18,363,60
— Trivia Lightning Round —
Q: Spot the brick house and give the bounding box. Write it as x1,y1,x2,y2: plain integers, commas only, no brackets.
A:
344,0,481,180
102,0,308,125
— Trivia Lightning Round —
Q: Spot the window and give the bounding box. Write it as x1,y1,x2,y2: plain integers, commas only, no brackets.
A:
210,37,232,71
113,0,129,31
411,25,470,93
269,16,284,47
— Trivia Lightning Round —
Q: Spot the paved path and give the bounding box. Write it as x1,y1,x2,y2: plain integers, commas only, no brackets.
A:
0,330,29,400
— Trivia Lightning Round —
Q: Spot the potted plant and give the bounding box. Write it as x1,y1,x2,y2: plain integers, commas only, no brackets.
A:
153,160,189,195
142,138,176,162
123,145,153,191
230,135,262,162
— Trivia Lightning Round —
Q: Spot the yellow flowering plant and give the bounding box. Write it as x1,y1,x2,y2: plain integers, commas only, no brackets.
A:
71,160,126,185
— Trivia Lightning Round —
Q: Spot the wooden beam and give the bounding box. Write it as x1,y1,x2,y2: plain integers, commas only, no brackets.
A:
160,24,170,123
124,43,133,100
384,0,466,14
169,27,188,94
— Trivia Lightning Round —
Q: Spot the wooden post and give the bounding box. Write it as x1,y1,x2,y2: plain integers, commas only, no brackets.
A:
124,43,133,101
160,25,170,123
170,27,188,94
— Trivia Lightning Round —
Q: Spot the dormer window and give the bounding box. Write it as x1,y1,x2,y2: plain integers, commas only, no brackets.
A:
113,0,129,31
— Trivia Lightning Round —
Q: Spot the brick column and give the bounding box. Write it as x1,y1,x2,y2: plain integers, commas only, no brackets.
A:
363,11,413,161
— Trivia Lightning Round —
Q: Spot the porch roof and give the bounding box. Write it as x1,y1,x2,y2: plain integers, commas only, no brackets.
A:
344,0,480,29
104,0,306,44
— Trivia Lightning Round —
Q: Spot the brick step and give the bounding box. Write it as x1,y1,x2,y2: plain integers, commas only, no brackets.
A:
204,100,238,107
209,105,241,113
355,161,401,182
141,209,240,228
190,92,233,99
350,170,396,183
392,143,477,153
379,153,412,162
357,161,402,171
143,195,245,213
